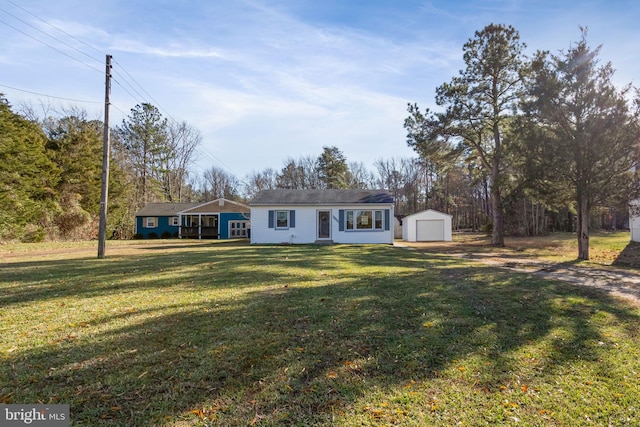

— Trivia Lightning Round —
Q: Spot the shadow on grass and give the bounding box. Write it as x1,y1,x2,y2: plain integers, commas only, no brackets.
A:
1,245,639,425
613,241,640,268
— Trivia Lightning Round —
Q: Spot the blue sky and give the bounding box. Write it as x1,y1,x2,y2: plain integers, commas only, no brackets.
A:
1,0,639,181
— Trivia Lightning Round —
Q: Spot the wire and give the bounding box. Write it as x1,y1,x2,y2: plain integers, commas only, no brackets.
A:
0,18,103,75
111,75,149,105
0,5,102,65
110,103,130,118
112,59,182,125
5,0,105,57
0,2,246,184
0,83,101,103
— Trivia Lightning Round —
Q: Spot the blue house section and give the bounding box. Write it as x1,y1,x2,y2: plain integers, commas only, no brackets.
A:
135,216,179,238
134,199,250,240
219,212,251,239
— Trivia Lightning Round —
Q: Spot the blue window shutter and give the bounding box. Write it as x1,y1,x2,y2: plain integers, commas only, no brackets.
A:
289,210,295,228
339,210,345,231
384,209,390,231
268,210,274,228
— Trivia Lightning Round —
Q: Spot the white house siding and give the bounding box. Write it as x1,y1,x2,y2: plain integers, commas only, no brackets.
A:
402,209,452,242
251,205,394,245
631,200,640,242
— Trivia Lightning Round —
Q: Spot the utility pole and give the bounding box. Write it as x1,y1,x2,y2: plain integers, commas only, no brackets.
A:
98,54,112,259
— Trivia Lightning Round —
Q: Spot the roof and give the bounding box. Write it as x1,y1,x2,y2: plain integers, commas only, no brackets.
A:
404,209,452,220
136,202,200,216
182,199,250,214
250,189,394,206
136,198,250,216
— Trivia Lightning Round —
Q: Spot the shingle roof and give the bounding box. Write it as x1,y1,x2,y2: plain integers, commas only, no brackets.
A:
135,202,200,216
250,189,393,206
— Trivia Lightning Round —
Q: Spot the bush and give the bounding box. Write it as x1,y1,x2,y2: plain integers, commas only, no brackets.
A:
148,232,159,239
21,225,46,243
160,231,173,239
132,233,143,240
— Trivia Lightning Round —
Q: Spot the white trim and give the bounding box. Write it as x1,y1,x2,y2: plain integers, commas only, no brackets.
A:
317,209,332,240
275,210,290,230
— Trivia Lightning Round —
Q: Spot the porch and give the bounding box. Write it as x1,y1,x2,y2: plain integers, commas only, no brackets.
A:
180,226,219,239
179,213,219,239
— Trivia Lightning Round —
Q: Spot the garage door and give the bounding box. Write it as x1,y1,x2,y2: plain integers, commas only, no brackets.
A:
416,219,444,241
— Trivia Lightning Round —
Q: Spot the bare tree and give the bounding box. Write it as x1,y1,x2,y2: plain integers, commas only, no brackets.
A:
203,165,241,200
163,121,200,202
244,168,278,200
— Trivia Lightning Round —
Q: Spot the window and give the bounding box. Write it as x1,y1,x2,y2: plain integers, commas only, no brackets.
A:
202,215,218,227
170,216,179,226
144,217,157,228
184,215,200,227
268,210,295,229
345,210,383,231
276,210,289,229
375,210,383,229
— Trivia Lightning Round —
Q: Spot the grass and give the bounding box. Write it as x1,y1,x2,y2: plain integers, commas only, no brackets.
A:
1,237,639,426
415,231,639,266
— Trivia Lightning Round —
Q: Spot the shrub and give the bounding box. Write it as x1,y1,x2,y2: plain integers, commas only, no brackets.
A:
148,232,159,239
21,225,46,243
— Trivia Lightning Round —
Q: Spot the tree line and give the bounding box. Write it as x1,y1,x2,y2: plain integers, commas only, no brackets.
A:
2,24,639,260
405,25,640,259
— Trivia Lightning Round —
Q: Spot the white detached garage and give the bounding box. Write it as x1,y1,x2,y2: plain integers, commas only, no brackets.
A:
402,209,452,242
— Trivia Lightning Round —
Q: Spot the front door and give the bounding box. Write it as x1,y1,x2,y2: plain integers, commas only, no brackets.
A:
317,210,331,239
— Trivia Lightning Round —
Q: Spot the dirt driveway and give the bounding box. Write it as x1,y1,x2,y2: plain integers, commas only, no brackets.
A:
396,241,640,306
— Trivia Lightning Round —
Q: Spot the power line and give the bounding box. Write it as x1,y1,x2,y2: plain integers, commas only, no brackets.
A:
112,59,182,126
5,0,105,58
0,5,149,106
0,18,103,74
111,75,149,105
0,2,246,184
0,5,102,65
0,83,101,103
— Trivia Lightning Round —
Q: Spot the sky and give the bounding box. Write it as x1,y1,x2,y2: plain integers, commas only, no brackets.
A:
1,0,639,183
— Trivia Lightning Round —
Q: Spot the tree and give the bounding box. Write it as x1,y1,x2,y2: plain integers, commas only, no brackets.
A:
317,146,349,189
0,95,59,241
522,30,640,259
276,156,320,189
346,161,374,189
244,168,278,199
406,24,528,245
162,121,200,202
116,103,169,205
44,113,102,213
202,165,241,200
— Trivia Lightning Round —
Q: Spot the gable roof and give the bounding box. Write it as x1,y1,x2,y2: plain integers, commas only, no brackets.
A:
404,209,452,220
136,198,249,216
250,189,393,206
182,199,250,214
136,202,200,216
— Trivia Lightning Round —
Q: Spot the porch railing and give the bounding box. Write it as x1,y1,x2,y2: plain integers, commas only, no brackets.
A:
180,226,219,239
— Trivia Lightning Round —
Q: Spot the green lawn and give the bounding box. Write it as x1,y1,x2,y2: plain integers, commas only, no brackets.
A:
1,239,639,426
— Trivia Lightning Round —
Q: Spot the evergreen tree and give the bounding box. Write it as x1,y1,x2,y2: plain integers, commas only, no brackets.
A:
406,24,528,246
317,146,349,189
0,95,59,241
522,30,640,259
116,103,169,206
